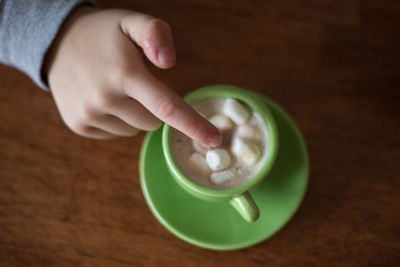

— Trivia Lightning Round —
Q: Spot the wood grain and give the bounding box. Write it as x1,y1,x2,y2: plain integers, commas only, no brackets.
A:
1,0,399,266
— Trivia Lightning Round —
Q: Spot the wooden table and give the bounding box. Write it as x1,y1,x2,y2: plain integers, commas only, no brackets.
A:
1,0,399,266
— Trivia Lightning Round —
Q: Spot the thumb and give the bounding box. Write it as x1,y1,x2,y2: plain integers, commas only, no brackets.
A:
120,12,176,69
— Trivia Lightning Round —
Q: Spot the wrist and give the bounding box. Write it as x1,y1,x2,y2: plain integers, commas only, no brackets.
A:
43,5,97,85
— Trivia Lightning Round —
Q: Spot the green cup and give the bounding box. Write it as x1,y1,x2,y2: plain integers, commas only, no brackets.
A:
162,85,279,222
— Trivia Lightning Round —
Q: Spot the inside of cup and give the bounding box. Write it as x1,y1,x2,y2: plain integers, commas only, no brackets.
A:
162,85,278,197
170,98,270,189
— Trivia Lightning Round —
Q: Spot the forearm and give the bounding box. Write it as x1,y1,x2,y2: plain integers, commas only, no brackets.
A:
0,0,96,89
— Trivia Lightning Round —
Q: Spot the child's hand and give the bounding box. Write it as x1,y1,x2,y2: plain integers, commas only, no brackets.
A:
45,7,221,147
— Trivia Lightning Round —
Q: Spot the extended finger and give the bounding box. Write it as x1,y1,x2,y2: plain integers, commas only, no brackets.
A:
124,68,222,147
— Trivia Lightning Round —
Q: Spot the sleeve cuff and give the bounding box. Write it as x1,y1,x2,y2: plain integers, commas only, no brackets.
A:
0,0,97,90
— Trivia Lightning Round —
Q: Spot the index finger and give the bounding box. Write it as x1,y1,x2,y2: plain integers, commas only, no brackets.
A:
125,69,222,147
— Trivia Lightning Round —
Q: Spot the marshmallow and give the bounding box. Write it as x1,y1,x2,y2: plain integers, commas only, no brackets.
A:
237,124,262,140
205,149,231,171
223,99,250,125
231,138,246,155
210,169,237,185
192,140,208,155
231,138,261,166
189,153,211,176
209,114,233,131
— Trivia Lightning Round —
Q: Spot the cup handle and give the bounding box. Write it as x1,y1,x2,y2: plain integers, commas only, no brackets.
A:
230,192,260,222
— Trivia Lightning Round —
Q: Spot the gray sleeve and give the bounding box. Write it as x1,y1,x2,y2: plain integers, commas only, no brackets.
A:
0,0,96,90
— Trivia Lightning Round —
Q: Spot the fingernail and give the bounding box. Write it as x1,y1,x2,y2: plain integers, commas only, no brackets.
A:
207,133,222,147
158,46,175,66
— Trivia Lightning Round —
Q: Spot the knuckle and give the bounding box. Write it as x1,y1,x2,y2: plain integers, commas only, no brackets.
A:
109,65,131,89
94,91,116,110
154,97,178,120
66,119,89,136
124,127,140,137
146,120,162,131
80,104,99,122
185,122,203,138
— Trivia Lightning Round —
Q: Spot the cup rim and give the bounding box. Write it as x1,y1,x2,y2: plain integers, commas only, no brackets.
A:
162,84,279,198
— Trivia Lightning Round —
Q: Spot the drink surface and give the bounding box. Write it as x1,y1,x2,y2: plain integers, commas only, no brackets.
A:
171,98,269,189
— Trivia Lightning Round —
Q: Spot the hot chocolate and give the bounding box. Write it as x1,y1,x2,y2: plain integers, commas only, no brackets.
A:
171,98,269,189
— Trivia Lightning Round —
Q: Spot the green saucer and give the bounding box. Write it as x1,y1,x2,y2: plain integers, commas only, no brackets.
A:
139,96,309,250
